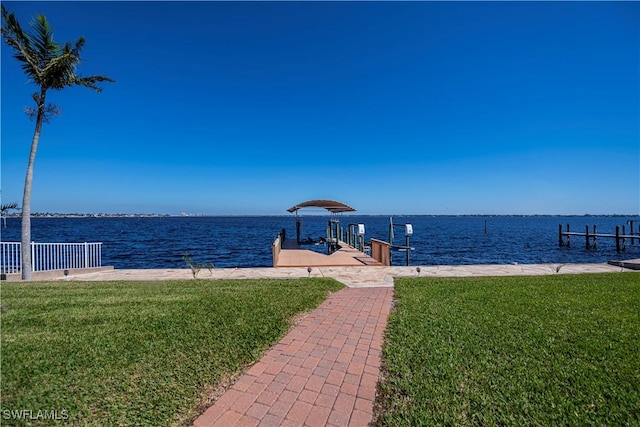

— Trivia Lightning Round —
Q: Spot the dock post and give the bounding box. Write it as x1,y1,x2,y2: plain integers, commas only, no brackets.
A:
616,226,620,253
585,225,590,249
567,224,570,247
405,234,410,266
559,224,563,247
629,220,635,245
593,225,597,249
622,225,627,251
326,221,331,253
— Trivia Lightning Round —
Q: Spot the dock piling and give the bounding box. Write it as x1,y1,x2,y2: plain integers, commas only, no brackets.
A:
585,225,590,250
405,234,410,266
559,224,563,246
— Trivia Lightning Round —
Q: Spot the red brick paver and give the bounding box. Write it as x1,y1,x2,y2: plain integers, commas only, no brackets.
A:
193,287,393,427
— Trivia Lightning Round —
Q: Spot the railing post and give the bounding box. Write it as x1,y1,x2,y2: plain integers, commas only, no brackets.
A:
31,241,36,272
616,226,621,253
84,242,89,268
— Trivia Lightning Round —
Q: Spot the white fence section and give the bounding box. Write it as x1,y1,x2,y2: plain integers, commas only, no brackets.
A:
1,242,102,274
1,242,21,274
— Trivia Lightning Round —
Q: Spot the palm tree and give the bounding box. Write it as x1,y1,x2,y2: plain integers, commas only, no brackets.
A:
1,202,19,227
1,5,114,280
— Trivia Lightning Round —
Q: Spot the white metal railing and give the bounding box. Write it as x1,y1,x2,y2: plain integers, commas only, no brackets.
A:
1,242,21,274
1,242,102,274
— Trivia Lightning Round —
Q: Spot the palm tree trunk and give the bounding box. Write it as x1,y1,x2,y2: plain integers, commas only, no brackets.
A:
21,88,46,280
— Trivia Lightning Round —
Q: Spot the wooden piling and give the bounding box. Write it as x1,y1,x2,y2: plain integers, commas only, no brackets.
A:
559,221,638,254
558,224,563,246
585,225,590,249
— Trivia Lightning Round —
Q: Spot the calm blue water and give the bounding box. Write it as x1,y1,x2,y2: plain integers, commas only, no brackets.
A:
1,216,639,269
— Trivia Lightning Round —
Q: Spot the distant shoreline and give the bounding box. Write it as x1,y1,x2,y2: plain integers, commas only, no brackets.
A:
3,213,638,219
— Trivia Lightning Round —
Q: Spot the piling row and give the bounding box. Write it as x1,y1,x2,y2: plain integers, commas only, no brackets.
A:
559,221,638,253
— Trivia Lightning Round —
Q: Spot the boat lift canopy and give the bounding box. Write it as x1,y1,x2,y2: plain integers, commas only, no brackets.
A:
287,199,355,214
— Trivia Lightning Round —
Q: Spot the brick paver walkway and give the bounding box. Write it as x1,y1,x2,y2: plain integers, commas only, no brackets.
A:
193,286,393,427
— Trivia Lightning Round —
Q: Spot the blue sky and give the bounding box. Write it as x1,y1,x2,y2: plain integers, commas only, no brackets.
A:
1,1,638,215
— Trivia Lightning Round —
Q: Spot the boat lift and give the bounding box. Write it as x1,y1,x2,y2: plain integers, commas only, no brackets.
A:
345,223,367,253
288,199,355,255
389,217,414,266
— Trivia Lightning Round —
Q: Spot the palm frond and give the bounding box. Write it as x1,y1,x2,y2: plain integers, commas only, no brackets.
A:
1,5,40,83
0,202,19,212
71,36,85,56
74,75,116,92
30,14,59,68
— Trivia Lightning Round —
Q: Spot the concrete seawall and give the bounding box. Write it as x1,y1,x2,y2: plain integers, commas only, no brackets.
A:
42,262,636,287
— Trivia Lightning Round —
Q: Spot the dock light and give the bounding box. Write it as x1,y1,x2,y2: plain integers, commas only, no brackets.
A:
357,224,365,236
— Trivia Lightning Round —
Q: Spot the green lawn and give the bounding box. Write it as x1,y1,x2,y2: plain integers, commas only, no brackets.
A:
0,278,343,426
375,273,640,426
